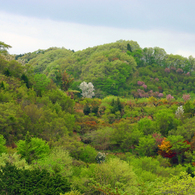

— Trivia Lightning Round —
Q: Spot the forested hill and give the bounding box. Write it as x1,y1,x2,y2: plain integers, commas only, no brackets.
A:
16,40,195,99
2,41,195,194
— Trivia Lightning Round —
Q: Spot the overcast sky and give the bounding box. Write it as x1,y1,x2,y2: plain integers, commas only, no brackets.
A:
1,0,195,57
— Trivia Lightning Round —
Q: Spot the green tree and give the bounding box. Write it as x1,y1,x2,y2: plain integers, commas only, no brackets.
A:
0,102,26,145
138,118,156,135
0,41,11,54
8,60,24,78
33,73,51,96
169,117,195,141
154,109,179,136
167,135,190,164
135,135,156,156
17,132,50,164
78,145,97,163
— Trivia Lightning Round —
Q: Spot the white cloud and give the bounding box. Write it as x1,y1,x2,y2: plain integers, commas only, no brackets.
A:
0,11,195,58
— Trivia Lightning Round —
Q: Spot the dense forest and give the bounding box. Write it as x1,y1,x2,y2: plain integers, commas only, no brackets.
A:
1,40,195,194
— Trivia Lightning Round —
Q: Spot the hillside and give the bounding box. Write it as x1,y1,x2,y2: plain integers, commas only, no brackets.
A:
16,40,195,99
1,40,195,194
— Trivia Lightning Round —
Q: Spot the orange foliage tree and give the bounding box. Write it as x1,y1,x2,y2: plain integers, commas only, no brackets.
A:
158,138,176,158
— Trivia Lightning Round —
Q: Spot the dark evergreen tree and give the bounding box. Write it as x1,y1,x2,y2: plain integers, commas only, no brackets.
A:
127,43,132,52
21,73,30,88
4,68,11,76
111,98,123,114
116,97,123,112
0,81,5,89
0,163,71,195
83,104,91,115
91,105,99,116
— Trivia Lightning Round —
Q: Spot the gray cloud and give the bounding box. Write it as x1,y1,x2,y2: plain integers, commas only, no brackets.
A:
1,11,195,58
1,0,195,33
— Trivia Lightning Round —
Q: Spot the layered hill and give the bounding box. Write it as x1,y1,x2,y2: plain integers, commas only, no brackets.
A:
16,40,195,98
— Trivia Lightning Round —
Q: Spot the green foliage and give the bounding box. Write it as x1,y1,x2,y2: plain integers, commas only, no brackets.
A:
4,68,11,76
167,135,190,164
21,73,30,88
169,117,195,141
34,147,72,177
154,109,179,136
86,127,115,150
78,145,97,163
112,121,143,151
2,41,195,194
33,73,51,96
136,135,156,156
71,158,138,195
0,134,6,154
83,104,91,115
0,153,31,169
110,97,123,114
129,156,185,182
14,40,195,98
61,191,83,195
51,136,85,160
43,89,75,113
17,132,50,164
0,102,26,144
0,163,71,195
156,171,195,194
138,117,156,135
0,41,11,55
